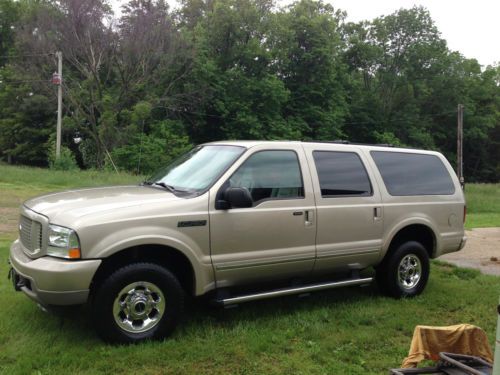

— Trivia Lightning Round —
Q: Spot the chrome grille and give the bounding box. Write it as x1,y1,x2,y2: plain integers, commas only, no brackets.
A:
19,215,42,254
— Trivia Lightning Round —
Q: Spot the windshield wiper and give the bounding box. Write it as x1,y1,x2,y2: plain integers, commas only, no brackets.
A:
142,181,188,193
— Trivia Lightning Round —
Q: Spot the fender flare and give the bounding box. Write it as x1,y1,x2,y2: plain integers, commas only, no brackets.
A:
92,235,213,296
382,217,440,259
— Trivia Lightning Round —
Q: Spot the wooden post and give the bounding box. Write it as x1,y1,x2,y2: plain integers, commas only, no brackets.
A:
56,51,62,158
457,104,464,187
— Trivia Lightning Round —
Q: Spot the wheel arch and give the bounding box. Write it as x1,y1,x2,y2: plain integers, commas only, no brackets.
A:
381,222,438,264
90,244,198,297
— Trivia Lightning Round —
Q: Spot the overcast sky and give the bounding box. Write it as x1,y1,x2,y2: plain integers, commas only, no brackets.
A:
112,0,499,67
328,0,499,67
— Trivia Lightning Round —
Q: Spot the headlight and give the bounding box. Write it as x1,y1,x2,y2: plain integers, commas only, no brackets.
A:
47,224,81,259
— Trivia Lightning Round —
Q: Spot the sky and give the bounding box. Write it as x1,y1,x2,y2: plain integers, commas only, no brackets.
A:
328,0,499,67
111,0,500,67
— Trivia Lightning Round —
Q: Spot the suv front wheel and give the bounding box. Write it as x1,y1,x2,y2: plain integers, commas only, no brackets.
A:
91,262,184,343
376,241,430,298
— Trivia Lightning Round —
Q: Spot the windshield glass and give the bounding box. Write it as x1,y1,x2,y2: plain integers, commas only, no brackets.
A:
146,145,245,193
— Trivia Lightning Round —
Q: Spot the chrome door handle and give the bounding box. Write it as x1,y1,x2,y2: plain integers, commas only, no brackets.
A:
305,210,314,226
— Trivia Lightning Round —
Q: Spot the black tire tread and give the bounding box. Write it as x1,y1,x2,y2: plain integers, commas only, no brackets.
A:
376,241,430,298
91,262,184,344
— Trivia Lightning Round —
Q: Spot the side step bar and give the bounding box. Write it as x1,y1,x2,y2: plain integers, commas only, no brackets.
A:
215,277,373,306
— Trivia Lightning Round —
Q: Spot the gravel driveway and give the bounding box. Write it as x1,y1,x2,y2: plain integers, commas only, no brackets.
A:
439,227,500,276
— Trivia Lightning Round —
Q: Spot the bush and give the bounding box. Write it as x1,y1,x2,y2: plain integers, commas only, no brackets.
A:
112,120,192,175
47,142,79,171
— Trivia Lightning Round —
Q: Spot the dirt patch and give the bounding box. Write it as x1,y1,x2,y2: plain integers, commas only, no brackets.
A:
440,227,500,276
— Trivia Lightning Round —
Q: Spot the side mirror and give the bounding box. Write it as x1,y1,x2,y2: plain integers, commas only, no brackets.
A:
223,187,253,208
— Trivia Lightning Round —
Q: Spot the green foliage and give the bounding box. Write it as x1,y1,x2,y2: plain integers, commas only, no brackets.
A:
112,120,192,174
0,0,498,181
0,86,55,165
47,142,79,171
0,0,20,64
273,0,348,140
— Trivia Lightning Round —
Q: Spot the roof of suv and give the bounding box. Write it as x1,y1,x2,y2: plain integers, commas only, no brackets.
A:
203,140,439,155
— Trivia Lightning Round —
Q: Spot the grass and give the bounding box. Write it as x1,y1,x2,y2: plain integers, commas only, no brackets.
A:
0,165,499,374
464,183,500,229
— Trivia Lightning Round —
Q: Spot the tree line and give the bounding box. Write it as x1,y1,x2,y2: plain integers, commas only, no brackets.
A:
0,0,498,181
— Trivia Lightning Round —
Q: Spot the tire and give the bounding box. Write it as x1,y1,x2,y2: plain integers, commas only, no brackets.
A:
91,262,184,343
376,241,430,298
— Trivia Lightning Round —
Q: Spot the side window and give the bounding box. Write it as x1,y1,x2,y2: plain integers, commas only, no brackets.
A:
313,151,372,197
371,151,455,196
228,150,304,203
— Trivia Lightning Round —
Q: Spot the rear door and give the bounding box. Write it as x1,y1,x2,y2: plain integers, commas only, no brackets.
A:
302,144,383,273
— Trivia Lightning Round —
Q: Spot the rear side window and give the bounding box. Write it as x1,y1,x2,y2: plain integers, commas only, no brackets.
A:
371,151,455,196
313,151,372,197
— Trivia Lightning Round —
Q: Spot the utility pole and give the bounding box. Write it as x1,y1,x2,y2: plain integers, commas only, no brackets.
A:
55,51,62,158
457,104,464,187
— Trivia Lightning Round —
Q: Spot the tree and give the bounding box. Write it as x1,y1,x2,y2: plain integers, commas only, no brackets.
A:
180,0,293,141
0,0,20,66
0,0,498,182
272,0,348,140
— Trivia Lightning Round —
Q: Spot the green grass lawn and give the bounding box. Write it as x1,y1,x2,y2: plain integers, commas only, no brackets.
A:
464,183,500,229
0,165,498,374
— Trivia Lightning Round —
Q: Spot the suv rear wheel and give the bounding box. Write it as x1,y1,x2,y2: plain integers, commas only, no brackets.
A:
376,241,430,298
91,262,184,343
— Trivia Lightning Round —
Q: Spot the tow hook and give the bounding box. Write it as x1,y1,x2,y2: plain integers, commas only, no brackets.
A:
8,267,23,291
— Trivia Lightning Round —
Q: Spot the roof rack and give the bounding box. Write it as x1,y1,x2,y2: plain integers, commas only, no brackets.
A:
302,140,395,148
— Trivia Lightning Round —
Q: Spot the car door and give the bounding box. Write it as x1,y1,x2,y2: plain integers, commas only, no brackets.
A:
302,144,384,273
209,144,317,287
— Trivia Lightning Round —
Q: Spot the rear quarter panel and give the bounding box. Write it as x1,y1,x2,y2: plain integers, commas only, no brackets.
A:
361,148,466,259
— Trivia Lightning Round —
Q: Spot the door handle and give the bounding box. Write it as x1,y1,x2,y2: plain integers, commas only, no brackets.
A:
374,207,382,220
293,211,304,216
305,210,314,226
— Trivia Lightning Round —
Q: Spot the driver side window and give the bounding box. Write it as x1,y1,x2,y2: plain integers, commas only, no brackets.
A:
229,150,304,204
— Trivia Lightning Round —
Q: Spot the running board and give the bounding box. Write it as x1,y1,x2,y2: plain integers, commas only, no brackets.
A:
215,277,373,306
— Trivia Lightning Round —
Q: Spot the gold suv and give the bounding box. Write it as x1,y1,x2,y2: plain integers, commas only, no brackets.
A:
9,141,467,343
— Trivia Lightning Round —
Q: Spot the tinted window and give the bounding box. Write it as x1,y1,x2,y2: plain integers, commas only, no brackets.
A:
371,151,455,196
313,151,372,197
229,150,304,203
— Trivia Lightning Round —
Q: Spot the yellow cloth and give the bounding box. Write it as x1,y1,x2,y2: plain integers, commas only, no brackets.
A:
401,324,493,368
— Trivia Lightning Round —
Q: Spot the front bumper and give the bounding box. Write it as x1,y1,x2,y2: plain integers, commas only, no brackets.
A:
9,239,101,306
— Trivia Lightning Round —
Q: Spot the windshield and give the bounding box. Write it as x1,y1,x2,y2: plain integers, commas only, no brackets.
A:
146,145,245,193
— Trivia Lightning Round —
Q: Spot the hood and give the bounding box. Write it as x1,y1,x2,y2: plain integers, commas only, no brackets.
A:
24,185,181,223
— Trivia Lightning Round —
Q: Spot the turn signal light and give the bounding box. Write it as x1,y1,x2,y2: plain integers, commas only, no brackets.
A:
68,248,81,259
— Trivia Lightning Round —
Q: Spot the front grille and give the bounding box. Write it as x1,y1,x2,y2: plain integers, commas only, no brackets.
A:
19,215,42,254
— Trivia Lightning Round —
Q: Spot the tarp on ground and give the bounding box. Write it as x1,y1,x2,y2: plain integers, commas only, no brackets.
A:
401,324,493,368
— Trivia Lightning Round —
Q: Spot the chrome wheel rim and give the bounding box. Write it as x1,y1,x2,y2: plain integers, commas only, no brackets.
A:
113,281,165,333
398,254,422,290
